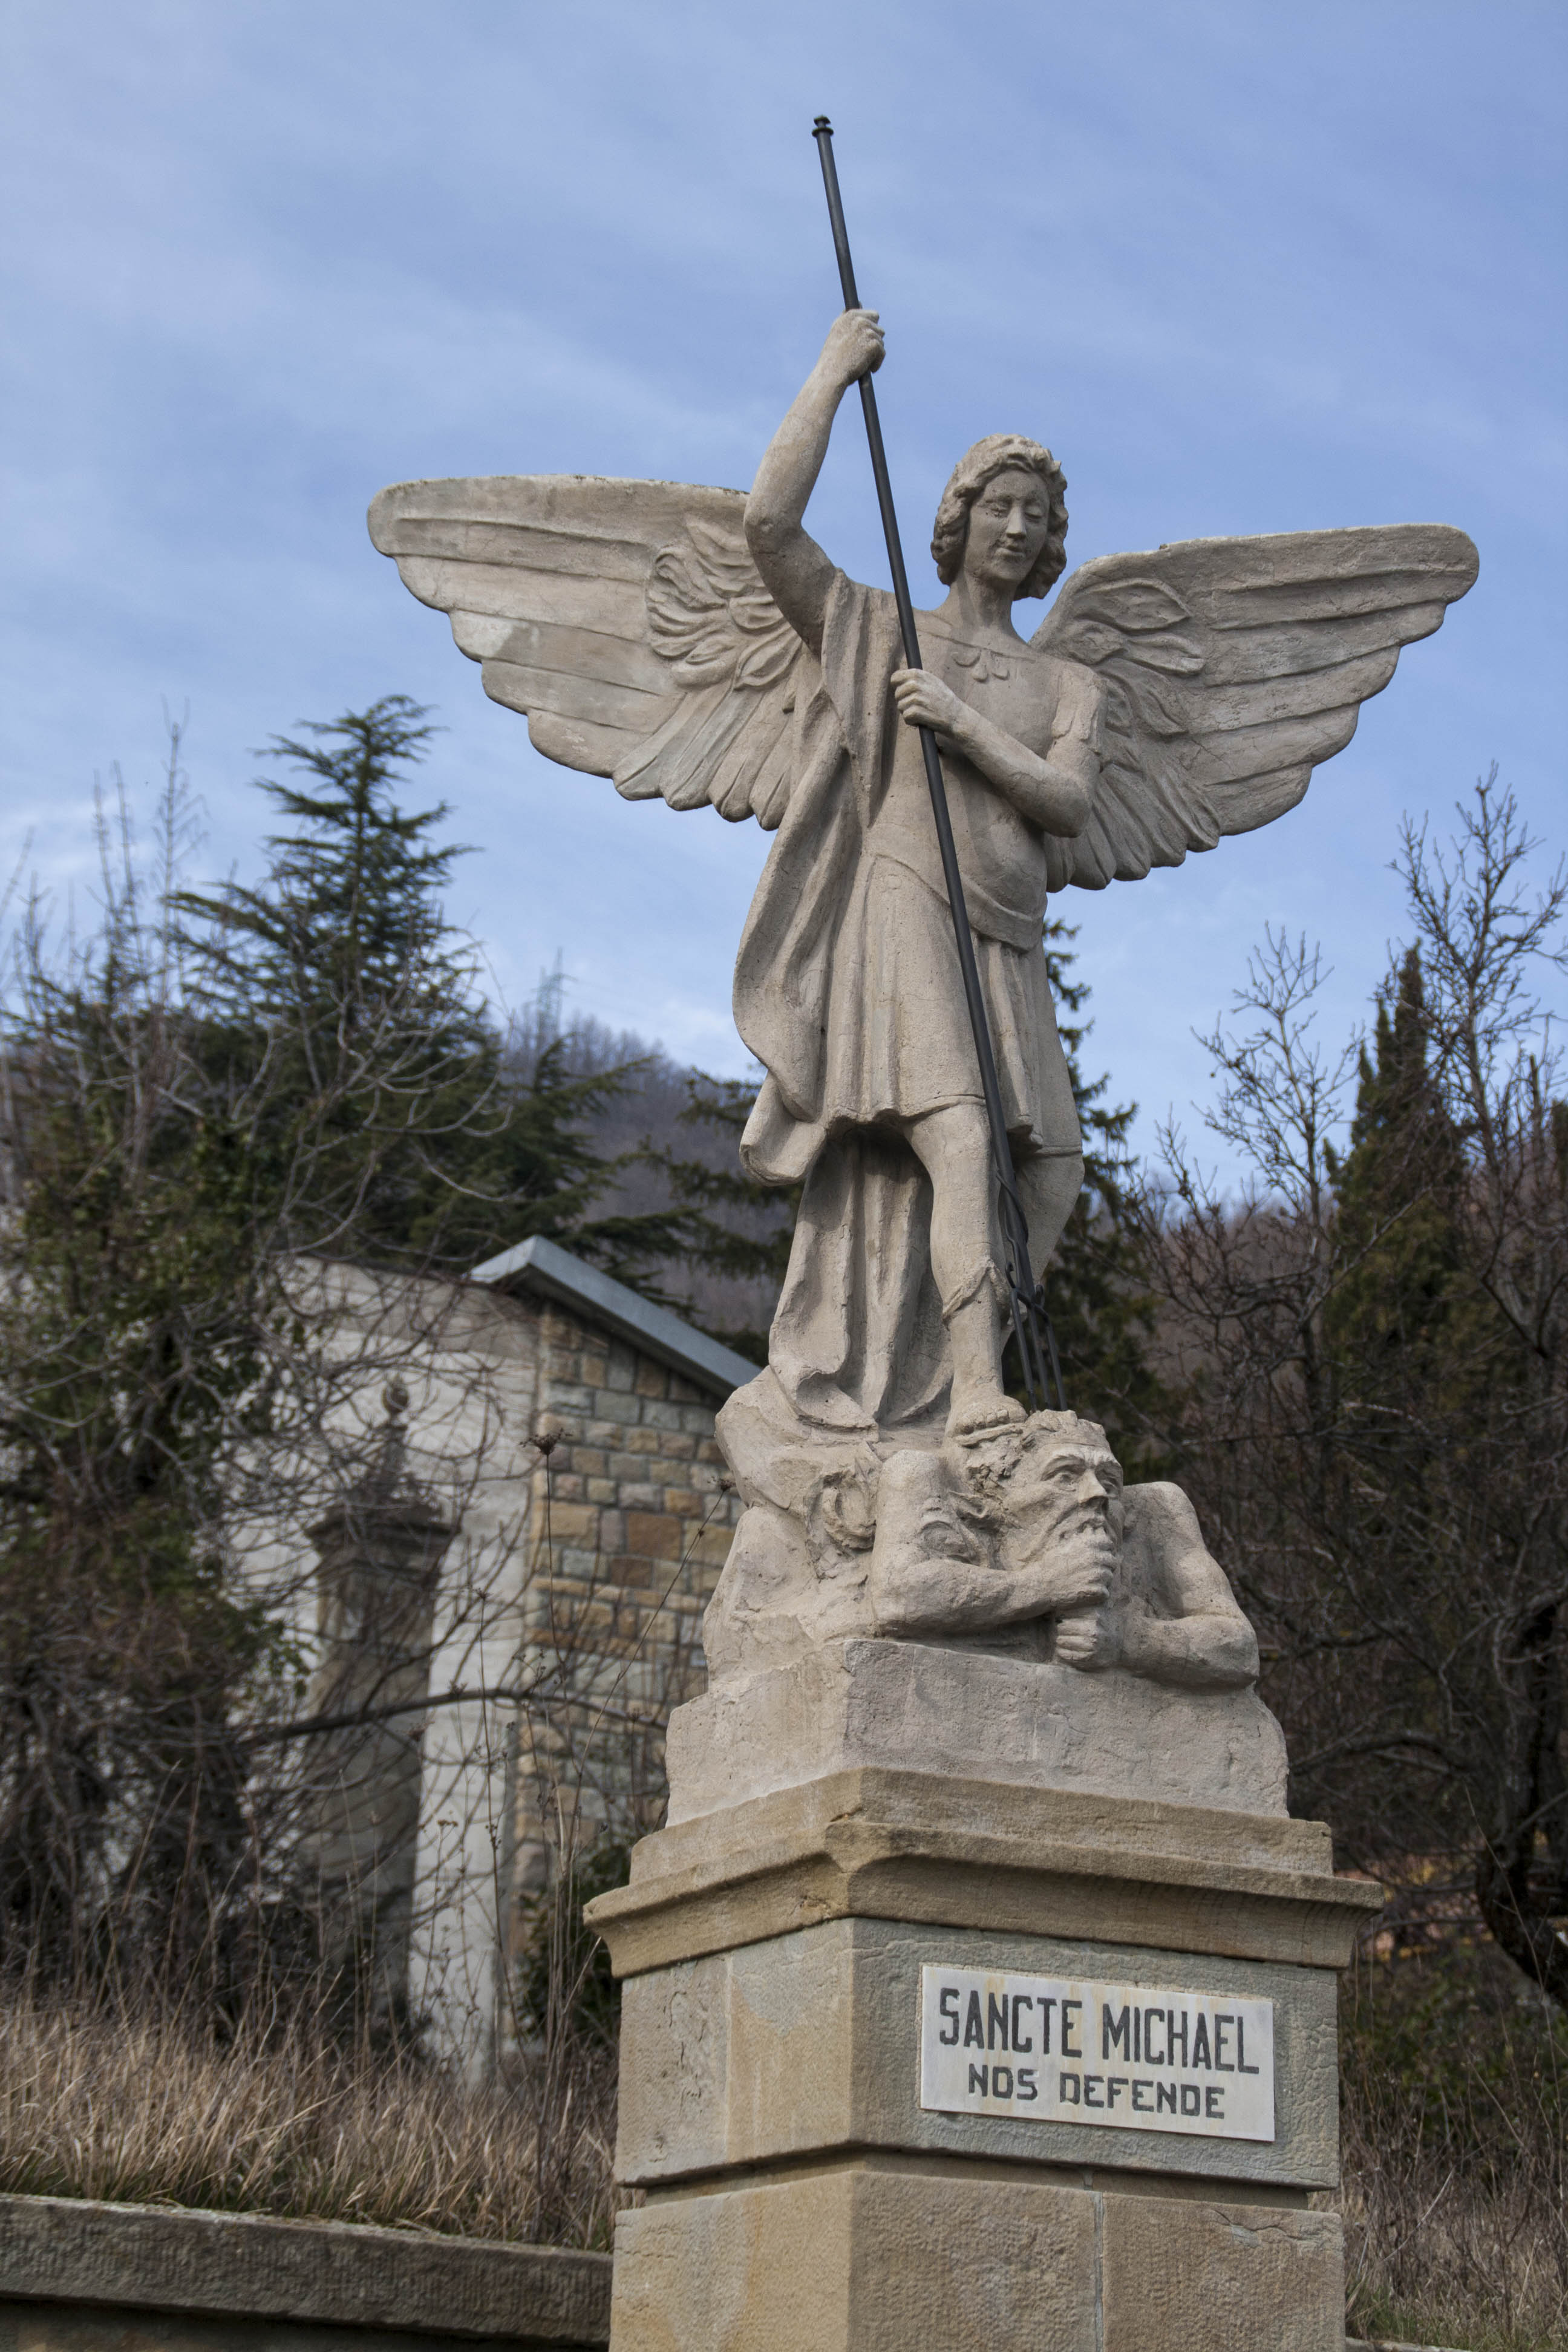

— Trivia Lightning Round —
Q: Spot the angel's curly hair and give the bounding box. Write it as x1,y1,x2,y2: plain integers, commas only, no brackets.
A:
930,435,1068,599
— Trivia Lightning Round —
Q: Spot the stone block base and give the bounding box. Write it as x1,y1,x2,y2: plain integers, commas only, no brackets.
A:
665,1638,1289,1824
586,1766,1375,1981
609,2160,1345,2352
590,1768,1379,2352
615,1915,1339,2193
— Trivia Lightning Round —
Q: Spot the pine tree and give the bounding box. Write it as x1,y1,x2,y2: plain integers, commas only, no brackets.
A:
0,754,286,1988
176,697,688,1281
173,696,483,1259
1131,780,1568,2010
640,1075,797,1363
0,706,693,1996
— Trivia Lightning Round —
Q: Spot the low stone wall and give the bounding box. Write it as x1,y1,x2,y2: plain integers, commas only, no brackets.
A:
0,2195,610,2351
0,2191,1463,2351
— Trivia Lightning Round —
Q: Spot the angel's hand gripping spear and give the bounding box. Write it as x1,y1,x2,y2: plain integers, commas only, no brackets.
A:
809,114,1065,1415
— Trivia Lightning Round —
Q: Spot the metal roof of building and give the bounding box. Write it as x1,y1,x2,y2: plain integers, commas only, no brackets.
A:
467,1232,759,1400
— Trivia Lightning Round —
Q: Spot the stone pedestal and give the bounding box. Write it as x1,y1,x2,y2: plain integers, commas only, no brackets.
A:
586,1767,1381,2351
665,1636,1289,1823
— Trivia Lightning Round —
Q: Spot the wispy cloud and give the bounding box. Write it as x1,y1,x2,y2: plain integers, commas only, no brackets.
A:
2,0,1563,1137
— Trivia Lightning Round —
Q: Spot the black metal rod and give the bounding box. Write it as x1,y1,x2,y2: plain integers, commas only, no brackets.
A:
811,115,1064,1414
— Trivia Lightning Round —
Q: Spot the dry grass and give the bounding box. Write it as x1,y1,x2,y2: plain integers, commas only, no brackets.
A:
0,1983,619,2247
1343,2161,1568,2352
5,1947,1566,2352
1340,1939,1568,2352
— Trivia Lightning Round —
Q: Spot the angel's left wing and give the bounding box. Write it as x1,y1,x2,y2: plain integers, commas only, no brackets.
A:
367,474,804,828
1031,524,1478,889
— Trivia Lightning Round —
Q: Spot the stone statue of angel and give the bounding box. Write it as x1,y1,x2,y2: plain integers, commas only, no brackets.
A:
370,312,1475,1462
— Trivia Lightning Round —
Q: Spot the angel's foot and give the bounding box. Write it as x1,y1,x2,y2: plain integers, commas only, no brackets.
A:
947,1388,1027,1446
941,1287,1023,1446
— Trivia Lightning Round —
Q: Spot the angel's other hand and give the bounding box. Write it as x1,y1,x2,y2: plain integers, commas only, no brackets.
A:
892,667,968,741
820,309,884,390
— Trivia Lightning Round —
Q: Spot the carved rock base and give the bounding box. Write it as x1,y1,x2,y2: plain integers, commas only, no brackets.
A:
665,1635,1289,1825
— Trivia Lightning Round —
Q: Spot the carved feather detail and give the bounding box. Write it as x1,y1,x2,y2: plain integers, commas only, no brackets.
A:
366,475,805,830
1034,523,1478,889
367,481,1476,873
644,522,800,692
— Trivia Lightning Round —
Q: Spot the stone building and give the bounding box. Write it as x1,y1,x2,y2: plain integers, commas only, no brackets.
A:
466,1235,752,1924
299,1235,753,2068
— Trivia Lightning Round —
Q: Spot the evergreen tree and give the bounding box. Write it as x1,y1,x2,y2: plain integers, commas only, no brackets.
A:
1027,920,1171,1460
641,1075,797,1364
1133,780,1568,2010
1324,947,1471,1403
0,757,286,1989
176,697,688,1281
0,705,691,1998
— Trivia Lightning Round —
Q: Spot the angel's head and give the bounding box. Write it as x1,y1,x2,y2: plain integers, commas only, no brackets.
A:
931,436,1068,602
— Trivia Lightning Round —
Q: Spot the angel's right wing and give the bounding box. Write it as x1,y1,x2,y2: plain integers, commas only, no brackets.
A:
367,474,805,829
1032,523,1479,889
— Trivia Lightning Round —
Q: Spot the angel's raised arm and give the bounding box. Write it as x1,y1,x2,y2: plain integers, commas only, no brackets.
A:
745,310,884,653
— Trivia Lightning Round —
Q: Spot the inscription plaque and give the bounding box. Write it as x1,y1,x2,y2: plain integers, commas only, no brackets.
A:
919,1964,1275,2141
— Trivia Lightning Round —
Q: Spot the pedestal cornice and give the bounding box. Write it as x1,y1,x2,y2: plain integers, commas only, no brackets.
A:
585,1767,1383,1978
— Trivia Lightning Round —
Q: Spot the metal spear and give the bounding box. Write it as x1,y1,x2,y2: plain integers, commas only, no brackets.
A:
810,114,1065,1414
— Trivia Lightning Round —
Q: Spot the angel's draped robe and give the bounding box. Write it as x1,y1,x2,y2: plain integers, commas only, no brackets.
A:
736,569,1100,1433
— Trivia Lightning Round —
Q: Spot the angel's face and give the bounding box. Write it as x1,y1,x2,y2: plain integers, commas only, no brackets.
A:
961,467,1053,597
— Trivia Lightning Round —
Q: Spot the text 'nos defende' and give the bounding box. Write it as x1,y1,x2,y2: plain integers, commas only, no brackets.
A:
918,1965,1275,2141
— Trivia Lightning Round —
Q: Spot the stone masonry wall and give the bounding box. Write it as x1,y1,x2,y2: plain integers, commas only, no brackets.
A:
0,2193,610,2351
526,1296,739,1636
500,1294,742,1916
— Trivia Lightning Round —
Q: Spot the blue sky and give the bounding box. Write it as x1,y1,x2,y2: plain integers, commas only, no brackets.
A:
4,0,1564,1168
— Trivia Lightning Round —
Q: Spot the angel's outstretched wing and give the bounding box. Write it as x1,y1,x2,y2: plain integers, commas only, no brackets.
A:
367,475,804,829
1033,524,1478,889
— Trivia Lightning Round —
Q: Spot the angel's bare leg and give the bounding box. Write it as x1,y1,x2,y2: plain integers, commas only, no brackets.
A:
907,1106,1085,1440
907,1103,1012,1441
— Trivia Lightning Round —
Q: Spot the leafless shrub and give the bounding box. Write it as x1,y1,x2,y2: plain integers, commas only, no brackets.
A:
1131,777,1568,2011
